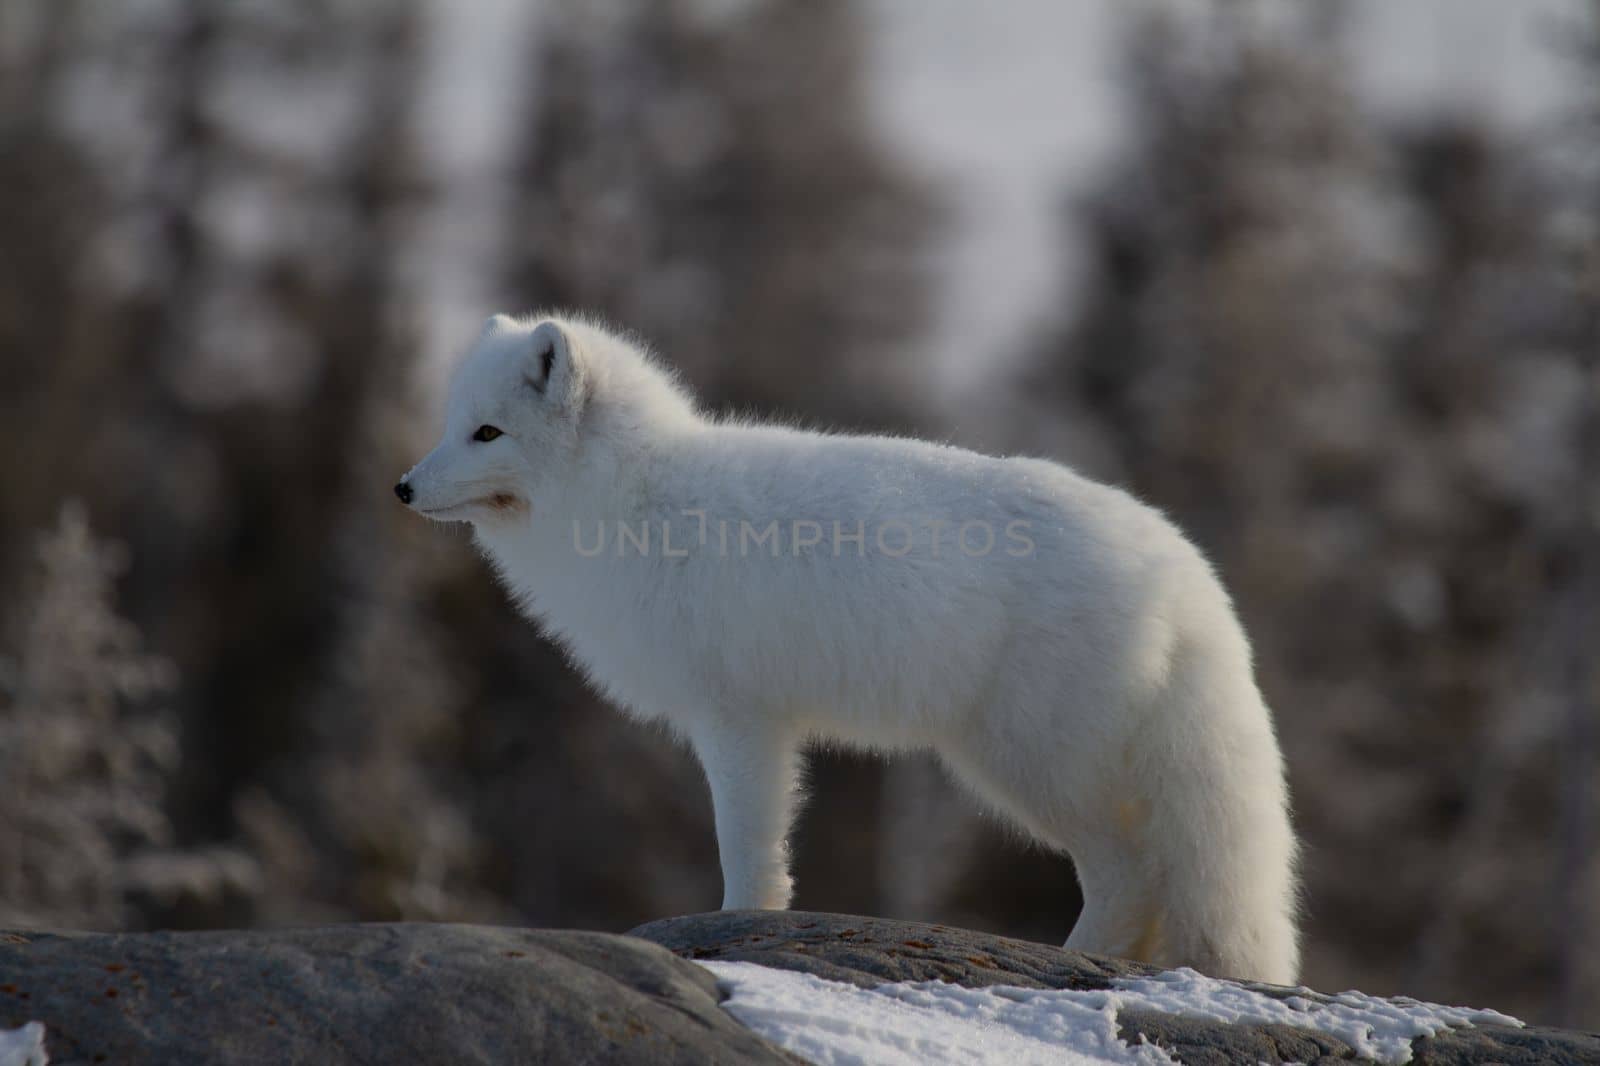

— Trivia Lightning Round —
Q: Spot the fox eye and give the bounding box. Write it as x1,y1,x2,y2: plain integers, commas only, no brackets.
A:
472,425,503,442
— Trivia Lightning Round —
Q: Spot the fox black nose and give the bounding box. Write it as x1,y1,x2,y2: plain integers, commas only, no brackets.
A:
394,481,413,504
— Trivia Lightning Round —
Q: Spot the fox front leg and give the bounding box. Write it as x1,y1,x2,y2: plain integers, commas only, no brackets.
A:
690,723,802,910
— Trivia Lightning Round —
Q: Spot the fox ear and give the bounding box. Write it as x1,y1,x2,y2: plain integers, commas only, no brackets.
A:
524,321,585,413
482,312,517,337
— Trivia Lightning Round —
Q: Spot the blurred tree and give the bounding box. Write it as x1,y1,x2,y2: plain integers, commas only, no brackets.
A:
230,0,506,927
1550,0,1600,1025
0,0,495,929
0,1,119,593
0,504,182,929
501,0,937,428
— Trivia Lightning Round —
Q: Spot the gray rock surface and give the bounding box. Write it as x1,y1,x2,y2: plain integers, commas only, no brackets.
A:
0,923,798,1065
6,914,1596,1064
631,910,1600,1065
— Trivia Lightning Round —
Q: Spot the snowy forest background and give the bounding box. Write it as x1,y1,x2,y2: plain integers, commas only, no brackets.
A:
2,0,1597,1030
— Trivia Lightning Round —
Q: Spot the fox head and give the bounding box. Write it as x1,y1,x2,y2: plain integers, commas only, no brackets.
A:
395,314,591,525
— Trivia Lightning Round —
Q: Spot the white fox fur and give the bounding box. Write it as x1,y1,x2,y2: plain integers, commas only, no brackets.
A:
398,312,1301,984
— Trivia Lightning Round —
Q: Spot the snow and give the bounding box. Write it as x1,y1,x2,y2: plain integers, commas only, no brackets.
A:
703,960,1522,1066
1120,968,1521,1063
0,1023,47,1066
704,960,1168,1065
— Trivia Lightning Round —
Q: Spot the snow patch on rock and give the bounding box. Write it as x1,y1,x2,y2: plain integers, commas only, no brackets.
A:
0,1023,47,1066
704,960,1522,1066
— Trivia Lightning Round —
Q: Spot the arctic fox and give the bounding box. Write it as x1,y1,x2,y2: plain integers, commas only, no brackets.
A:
397,312,1301,984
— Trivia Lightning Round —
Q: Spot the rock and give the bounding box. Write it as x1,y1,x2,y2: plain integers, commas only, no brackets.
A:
7,914,1595,1064
630,911,1600,1065
0,923,798,1065
634,908,1160,990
